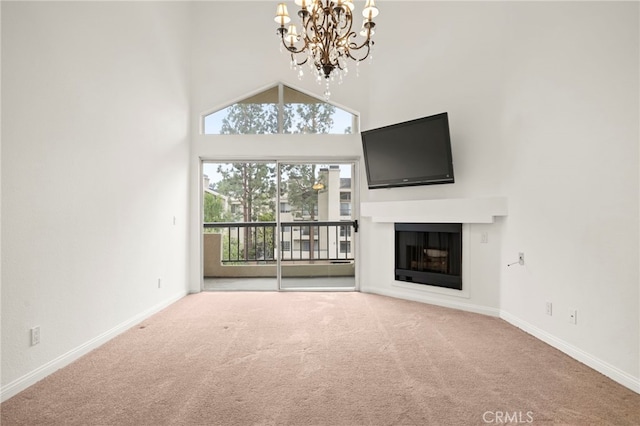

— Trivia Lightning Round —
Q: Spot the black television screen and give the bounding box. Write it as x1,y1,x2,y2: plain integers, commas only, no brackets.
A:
361,112,454,189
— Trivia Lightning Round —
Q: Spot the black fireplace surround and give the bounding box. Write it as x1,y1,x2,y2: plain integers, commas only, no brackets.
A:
395,223,462,290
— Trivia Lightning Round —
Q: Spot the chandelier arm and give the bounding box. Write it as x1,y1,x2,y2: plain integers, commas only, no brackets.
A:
294,54,309,67
346,39,371,52
342,42,371,63
318,9,333,75
321,5,333,57
278,32,306,55
346,32,373,53
336,8,353,37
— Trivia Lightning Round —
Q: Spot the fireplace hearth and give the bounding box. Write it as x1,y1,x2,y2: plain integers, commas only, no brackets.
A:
395,223,462,290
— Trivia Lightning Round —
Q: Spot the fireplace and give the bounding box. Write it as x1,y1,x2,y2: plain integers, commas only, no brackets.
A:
395,223,462,290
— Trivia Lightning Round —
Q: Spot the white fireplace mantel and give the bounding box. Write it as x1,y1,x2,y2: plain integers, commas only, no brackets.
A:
360,197,508,224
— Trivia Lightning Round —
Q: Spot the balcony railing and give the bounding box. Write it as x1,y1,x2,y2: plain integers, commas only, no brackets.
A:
203,220,355,264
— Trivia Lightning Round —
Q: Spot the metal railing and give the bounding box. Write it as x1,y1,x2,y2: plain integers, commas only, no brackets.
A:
203,220,356,264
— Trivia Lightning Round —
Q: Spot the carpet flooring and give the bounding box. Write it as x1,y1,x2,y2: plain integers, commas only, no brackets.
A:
1,292,639,425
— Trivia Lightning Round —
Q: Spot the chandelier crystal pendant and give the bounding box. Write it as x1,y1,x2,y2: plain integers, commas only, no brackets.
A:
274,0,379,99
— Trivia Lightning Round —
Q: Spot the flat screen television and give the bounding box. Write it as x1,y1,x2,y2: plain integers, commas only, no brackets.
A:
361,112,454,189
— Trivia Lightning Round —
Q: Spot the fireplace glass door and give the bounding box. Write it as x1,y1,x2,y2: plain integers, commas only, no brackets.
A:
395,223,462,290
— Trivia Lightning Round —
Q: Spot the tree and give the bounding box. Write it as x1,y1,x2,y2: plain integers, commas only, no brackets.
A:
216,163,276,260
281,103,336,259
214,100,335,261
220,103,277,134
216,102,282,261
256,211,276,261
292,103,336,134
203,192,230,223
282,164,324,260
203,192,234,236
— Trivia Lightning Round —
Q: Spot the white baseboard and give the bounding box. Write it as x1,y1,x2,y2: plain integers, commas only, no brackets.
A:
362,286,500,317
0,291,188,402
500,310,640,394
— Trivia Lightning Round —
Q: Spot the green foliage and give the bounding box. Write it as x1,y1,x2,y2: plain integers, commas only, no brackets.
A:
282,164,321,220
217,98,337,135
220,103,278,134
216,163,276,222
255,212,276,261
215,163,276,261
212,100,339,262
281,164,323,260
291,103,336,134
203,192,230,222
221,235,241,263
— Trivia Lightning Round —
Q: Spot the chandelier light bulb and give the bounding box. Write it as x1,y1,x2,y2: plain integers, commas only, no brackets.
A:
286,24,299,46
363,0,379,20
344,0,355,12
274,3,291,26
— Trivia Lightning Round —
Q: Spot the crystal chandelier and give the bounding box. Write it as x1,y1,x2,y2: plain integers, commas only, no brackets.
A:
274,0,379,99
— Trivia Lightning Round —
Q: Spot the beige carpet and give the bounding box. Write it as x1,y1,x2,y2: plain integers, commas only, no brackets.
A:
1,292,638,425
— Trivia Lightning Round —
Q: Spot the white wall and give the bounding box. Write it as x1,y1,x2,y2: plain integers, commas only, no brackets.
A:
360,2,510,318
1,1,192,399
499,2,639,390
362,1,639,391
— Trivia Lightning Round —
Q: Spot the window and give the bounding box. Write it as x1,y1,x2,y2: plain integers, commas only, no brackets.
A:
340,203,351,216
280,202,291,213
340,225,351,237
299,206,318,217
280,241,291,251
340,241,351,253
301,241,319,251
202,83,357,135
340,192,351,201
301,226,319,236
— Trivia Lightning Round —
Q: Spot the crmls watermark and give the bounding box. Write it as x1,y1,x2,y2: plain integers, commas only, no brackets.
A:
482,411,534,424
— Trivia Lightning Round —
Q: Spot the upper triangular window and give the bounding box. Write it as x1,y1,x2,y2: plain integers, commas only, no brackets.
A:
202,83,357,135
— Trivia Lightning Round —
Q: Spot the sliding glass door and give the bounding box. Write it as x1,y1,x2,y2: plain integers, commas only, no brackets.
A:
202,160,357,291
278,162,356,290
202,162,278,291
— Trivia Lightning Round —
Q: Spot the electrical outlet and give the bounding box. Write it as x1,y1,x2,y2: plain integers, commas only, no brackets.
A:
480,232,488,244
568,308,577,325
518,252,525,265
31,326,40,346
545,302,553,316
